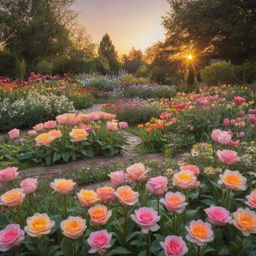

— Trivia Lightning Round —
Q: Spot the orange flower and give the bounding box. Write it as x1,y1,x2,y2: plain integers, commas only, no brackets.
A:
0,188,25,207
60,216,86,239
69,129,88,142
88,204,112,226
173,171,200,190
24,213,55,237
115,186,139,206
50,179,76,195
77,189,100,207
35,133,54,146
48,130,62,139
138,124,144,129
146,128,152,133
219,170,247,191
232,208,256,236
96,187,115,203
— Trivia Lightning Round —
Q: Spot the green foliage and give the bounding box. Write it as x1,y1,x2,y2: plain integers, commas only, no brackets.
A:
35,60,53,74
88,78,117,92
135,65,149,78
0,50,21,78
122,48,144,74
66,93,95,109
234,61,256,84
120,74,150,85
200,62,236,85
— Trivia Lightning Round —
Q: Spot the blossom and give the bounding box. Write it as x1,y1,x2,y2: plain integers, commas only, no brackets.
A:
50,179,76,195
211,129,222,142
232,208,256,236
35,133,54,146
0,224,25,252
48,130,62,139
69,128,88,142
108,171,125,186
211,129,232,145
160,192,187,213
88,204,112,226
24,213,55,237
27,130,37,136
173,171,200,190
77,189,100,207
219,170,247,191
248,114,256,124
0,189,25,207
186,220,214,246
160,236,188,256
87,230,112,254
8,128,20,139
115,186,139,206
216,150,239,165
33,123,44,132
204,206,231,226
96,187,115,203
0,167,19,182
223,118,230,127
43,120,57,129
131,207,160,233
106,121,118,131
233,96,245,105
181,165,200,176
246,190,256,209
126,163,148,182
60,216,86,239
146,176,168,195
20,178,38,194
119,121,128,129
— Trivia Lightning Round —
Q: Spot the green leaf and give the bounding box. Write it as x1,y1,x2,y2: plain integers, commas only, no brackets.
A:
108,247,133,255
61,238,73,256
61,152,71,162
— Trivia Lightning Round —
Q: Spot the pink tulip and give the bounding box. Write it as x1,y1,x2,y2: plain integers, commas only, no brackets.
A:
131,207,160,233
20,178,38,194
87,230,112,254
108,171,125,186
8,129,20,139
233,96,245,105
119,121,128,129
0,167,19,182
160,236,188,256
216,150,239,165
204,206,231,226
248,114,256,124
0,224,24,252
146,176,168,195
223,118,230,127
126,163,148,182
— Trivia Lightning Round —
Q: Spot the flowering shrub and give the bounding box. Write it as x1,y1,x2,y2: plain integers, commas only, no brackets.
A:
1,157,256,255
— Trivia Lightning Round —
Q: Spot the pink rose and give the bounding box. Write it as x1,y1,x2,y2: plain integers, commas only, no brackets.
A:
8,129,20,139
33,123,44,132
217,131,232,145
87,230,112,254
126,163,148,182
106,121,118,131
238,132,245,138
223,118,230,127
146,176,168,195
233,96,245,105
230,119,236,125
108,171,125,186
160,235,188,256
43,120,57,129
204,206,231,226
27,130,37,136
0,167,19,182
131,207,160,233
160,192,187,213
211,129,222,142
246,190,256,209
248,114,256,124
0,224,25,252
119,122,128,129
217,150,239,165
181,165,200,176
20,178,38,194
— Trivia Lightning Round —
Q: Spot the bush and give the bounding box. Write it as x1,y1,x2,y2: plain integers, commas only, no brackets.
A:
0,51,21,79
200,62,236,85
120,74,150,85
0,92,74,131
135,65,149,78
87,78,117,92
66,93,95,109
234,61,256,84
35,60,53,74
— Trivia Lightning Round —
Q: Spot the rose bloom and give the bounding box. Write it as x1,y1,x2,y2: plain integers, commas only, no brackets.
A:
0,224,25,252
160,235,188,256
131,207,160,233
146,176,168,195
246,190,256,209
160,192,187,213
115,186,139,206
173,171,200,190
108,171,125,186
219,170,247,191
186,220,214,246
65,114,79,126
24,213,55,237
216,150,239,165
77,113,88,123
126,163,148,182
87,230,112,254
232,208,256,236
35,133,55,146
96,187,115,203
223,118,230,127
27,130,37,136
69,128,88,142
88,204,112,226
20,178,38,194
33,123,44,132
119,121,128,129
50,179,76,195
211,129,222,142
106,121,118,131
60,216,86,239
233,96,245,105
0,188,25,207
181,165,200,176
204,206,231,226
217,131,232,145
43,120,57,129
77,189,100,207
248,114,256,124
48,129,62,139
0,167,19,182
8,128,20,139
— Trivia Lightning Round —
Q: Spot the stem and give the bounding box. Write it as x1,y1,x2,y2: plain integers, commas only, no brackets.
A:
157,195,160,215
39,237,45,256
238,236,244,256
148,231,151,256
172,212,176,235
63,195,68,218
124,206,129,239
72,240,76,256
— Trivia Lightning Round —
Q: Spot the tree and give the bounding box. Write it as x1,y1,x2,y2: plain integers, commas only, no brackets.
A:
122,47,144,73
0,0,74,74
98,33,120,73
163,0,256,64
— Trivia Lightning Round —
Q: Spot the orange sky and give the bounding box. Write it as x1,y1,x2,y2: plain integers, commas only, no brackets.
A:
71,0,169,54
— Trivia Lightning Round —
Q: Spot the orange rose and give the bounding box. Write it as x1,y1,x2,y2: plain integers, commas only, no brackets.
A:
48,130,62,139
50,179,76,195
60,216,86,239
77,189,100,207
96,187,115,203
69,129,88,142
88,204,112,226
35,133,54,146
173,171,200,190
0,188,25,207
115,186,139,206
219,170,247,191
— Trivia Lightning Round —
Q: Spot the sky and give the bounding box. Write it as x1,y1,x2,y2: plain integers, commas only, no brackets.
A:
71,0,169,54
